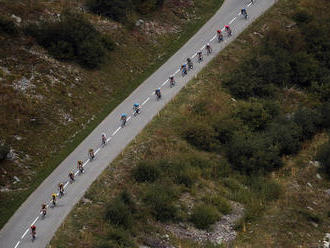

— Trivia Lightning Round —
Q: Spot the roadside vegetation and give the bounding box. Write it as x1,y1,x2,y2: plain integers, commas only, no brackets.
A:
0,0,223,228
50,0,330,247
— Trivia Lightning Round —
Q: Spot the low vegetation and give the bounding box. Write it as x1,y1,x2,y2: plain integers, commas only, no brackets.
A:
0,0,223,228
29,0,330,247
87,0,165,22
25,11,114,68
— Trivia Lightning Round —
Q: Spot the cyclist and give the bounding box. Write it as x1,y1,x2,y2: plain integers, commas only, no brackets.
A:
187,58,193,70
41,203,47,217
133,103,141,116
51,193,57,206
69,171,75,183
120,113,127,127
181,64,187,76
101,133,107,146
155,88,161,100
169,76,175,87
206,43,212,55
31,225,36,241
241,8,248,19
58,182,64,197
88,148,95,160
197,51,203,62
217,29,223,42
77,160,84,173
225,25,232,36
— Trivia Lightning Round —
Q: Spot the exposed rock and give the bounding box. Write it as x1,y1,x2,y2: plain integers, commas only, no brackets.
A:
316,173,322,180
325,189,330,196
136,19,144,26
82,197,92,204
311,222,318,228
11,14,22,23
13,176,20,182
307,182,313,188
163,202,244,245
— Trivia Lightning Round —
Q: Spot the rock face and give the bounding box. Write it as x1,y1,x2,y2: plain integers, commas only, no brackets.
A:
163,202,244,245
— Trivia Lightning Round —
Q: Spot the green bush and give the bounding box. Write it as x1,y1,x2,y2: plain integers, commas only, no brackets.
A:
190,204,220,229
202,195,232,215
87,0,131,22
293,10,313,24
0,16,18,35
234,100,277,131
182,121,218,151
88,0,164,22
226,134,282,174
25,11,113,68
318,101,330,129
133,161,160,182
266,119,303,155
293,107,321,140
316,141,330,178
213,118,241,145
143,184,178,222
174,168,198,188
0,143,9,161
106,228,136,247
247,177,281,202
105,199,133,228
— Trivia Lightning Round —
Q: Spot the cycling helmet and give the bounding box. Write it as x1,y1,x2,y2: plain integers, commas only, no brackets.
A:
121,113,127,117
134,103,139,107
217,30,221,33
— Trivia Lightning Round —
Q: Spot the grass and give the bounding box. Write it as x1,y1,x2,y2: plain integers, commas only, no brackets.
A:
49,0,330,247
0,0,223,228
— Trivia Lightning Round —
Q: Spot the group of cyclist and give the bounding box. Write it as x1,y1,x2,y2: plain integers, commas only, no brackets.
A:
30,8,249,241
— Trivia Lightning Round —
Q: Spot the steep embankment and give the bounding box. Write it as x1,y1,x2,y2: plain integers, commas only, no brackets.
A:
50,0,330,247
0,0,223,228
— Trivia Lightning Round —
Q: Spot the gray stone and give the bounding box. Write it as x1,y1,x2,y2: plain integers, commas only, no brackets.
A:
316,173,322,180
307,182,313,188
11,14,22,23
13,176,20,182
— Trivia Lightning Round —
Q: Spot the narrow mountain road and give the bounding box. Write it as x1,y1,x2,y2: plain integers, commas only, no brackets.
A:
0,1,276,247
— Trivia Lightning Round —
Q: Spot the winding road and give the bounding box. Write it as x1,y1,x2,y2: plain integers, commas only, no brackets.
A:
0,0,276,247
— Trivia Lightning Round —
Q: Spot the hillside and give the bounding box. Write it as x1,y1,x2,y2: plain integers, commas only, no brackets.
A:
50,0,330,247
0,0,223,228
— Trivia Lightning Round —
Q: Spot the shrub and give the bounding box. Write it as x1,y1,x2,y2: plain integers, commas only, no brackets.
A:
293,10,313,24
133,161,160,182
290,52,319,87
266,119,303,155
0,143,9,161
234,100,276,131
106,228,136,247
202,195,232,215
0,16,18,35
87,0,131,22
247,177,281,202
105,199,133,228
25,11,112,68
191,204,220,229
182,121,218,151
316,141,330,178
226,134,282,174
174,168,198,188
293,107,321,140
144,184,178,221
213,117,241,145
318,101,330,129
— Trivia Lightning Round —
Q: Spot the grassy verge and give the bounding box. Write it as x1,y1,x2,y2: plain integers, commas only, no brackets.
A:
50,0,330,247
0,0,223,228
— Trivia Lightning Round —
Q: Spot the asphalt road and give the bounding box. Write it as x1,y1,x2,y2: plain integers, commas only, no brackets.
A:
0,0,276,247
